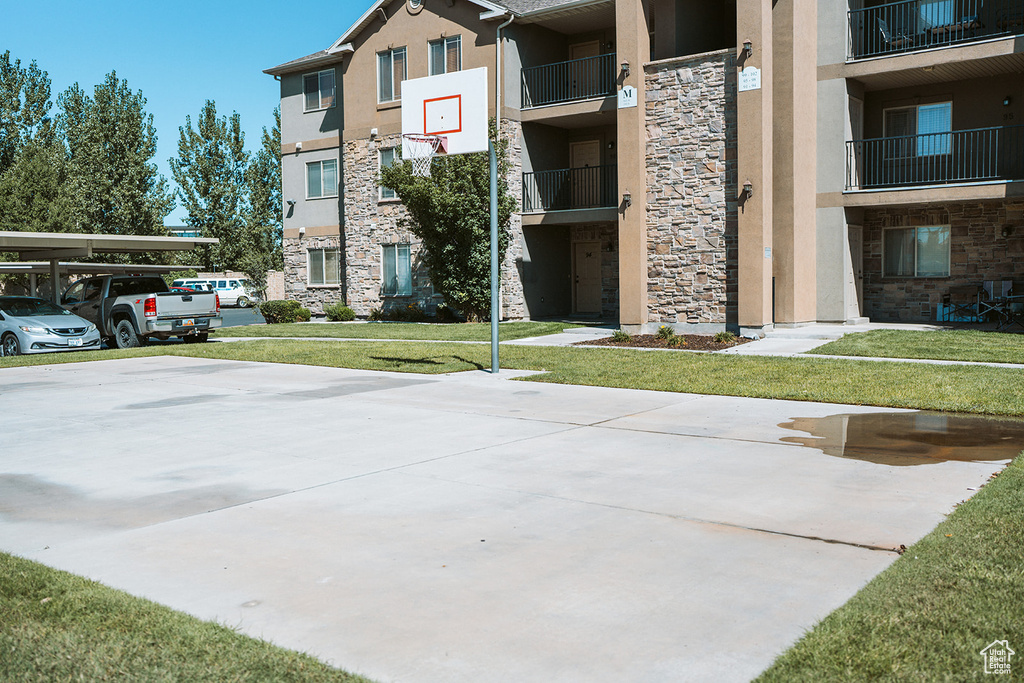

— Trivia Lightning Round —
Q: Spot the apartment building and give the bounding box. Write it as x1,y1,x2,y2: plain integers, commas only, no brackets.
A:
265,0,1024,332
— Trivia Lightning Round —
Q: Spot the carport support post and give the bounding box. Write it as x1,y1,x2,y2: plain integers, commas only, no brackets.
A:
49,259,60,304
489,139,499,374
29,274,37,297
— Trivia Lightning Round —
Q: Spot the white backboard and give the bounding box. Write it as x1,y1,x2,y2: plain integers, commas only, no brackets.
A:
401,67,489,157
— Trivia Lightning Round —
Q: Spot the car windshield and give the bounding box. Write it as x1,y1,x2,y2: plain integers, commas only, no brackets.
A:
0,298,72,316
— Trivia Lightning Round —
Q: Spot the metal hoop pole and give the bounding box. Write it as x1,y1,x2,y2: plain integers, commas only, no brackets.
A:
490,139,499,374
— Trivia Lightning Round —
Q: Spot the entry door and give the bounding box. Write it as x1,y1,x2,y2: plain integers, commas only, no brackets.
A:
573,241,602,314
570,40,600,99
846,225,864,320
847,97,864,189
570,140,602,208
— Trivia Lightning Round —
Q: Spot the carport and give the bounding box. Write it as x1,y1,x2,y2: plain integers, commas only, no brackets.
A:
0,231,218,302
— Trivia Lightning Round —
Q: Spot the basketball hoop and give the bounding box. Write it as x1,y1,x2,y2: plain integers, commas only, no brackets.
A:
402,133,447,177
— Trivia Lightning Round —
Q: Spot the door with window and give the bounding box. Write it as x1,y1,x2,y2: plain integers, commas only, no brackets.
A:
573,241,602,315
570,140,601,209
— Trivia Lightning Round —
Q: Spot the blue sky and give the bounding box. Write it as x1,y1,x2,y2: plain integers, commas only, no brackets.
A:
1,0,364,225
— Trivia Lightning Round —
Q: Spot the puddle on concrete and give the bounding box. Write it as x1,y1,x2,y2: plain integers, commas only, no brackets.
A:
0,474,287,529
778,412,1024,466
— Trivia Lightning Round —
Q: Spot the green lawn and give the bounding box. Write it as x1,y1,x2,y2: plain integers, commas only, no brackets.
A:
757,455,1024,681
212,320,581,341
810,329,1024,364
0,552,372,682
5,339,1023,416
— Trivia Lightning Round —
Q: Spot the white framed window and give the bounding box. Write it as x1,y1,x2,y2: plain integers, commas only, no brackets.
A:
378,47,407,103
306,159,338,199
308,248,341,286
428,36,461,75
883,102,952,158
379,147,399,200
382,243,412,296
883,225,950,277
303,70,336,112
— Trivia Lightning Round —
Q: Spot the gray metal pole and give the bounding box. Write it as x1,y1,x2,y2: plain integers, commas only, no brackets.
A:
489,140,499,374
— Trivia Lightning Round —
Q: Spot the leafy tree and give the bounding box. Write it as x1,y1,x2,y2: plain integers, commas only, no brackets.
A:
57,72,174,243
0,128,68,232
170,100,249,271
380,124,516,321
240,107,282,295
0,51,52,177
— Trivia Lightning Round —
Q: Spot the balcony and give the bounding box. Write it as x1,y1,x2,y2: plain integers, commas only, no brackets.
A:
846,125,1024,189
522,165,618,213
849,0,1024,59
521,53,617,109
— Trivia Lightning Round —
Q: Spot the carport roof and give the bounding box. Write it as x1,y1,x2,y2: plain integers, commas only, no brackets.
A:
0,262,200,275
0,231,218,260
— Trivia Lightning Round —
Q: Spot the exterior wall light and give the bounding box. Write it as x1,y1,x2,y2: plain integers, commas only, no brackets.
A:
623,191,632,207
1004,96,1013,107
621,60,630,77
743,180,754,199
286,199,296,207
743,40,753,58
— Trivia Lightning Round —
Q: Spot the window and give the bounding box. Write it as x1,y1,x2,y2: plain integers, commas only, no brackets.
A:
379,147,398,200
308,248,341,286
884,102,952,157
883,226,950,277
428,36,461,75
378,47,407,103
306,159,338,198
382,244,412,296
303,70,335,112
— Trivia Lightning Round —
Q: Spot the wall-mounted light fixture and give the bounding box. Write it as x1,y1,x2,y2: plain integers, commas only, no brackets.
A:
1004,96,1013,107
743,40,753,58
743,180,754,199
605,41,614,50
1002,225,1015,238
286,199,296,207
621,60,630,77
370,128,378,138
298,226,306,236
622,191,632,207
607,141,615,150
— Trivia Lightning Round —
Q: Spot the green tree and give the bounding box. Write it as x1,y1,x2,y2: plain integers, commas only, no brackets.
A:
57,72,174,243
0,127,68,232
170,100,249,272
0,50,52,177
380,125,516,321
240,107,282,295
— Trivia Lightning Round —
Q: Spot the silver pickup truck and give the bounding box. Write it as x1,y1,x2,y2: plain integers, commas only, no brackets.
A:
62,275,222,348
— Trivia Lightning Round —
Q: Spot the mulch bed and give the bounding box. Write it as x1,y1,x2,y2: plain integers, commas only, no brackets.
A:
576,334,753,351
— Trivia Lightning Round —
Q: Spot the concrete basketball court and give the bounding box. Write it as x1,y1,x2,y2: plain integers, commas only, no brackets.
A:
0,356,1011,682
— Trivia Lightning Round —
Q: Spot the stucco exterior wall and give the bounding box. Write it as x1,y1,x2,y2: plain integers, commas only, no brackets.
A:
644,50,737,328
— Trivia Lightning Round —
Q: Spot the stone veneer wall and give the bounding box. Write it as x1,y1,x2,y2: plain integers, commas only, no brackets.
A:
862,200,1024,322
501,119,526,320
283,233,343,314
644,49,737,329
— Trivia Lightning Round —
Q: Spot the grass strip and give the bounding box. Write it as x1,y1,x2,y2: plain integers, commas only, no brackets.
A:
5,340,1023,416
756,455,1024,681
212,320,581,341
810,329,1024,364
0,552,373,682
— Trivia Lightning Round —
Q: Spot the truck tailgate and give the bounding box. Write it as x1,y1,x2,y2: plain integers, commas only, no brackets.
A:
155,291,218,318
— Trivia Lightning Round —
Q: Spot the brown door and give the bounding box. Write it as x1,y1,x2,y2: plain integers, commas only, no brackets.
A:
574,241,602,314
570,40,600,99
570,140,601,208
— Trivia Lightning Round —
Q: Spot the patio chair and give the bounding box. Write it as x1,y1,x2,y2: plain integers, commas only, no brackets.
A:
941,285,980,322
878,18,915,50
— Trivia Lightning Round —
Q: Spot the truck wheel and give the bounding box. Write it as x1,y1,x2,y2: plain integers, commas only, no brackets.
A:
1,333,20,356
237,295,250,308
113,319,140,349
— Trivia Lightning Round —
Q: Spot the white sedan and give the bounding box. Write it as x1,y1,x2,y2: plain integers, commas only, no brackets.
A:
0,296,102,356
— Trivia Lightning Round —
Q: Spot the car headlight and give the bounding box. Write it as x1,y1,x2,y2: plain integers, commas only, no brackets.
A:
86,324,97,333
19,326,51,334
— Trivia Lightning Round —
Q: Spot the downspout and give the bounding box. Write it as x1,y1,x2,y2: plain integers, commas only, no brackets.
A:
495,12,513,320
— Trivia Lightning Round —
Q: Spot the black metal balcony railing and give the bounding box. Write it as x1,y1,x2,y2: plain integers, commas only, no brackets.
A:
846,125,1024,189
849,0,1024,59
521,53,617,108
522,165,618,213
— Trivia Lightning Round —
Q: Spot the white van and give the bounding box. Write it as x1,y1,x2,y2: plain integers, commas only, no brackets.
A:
172,278,258,307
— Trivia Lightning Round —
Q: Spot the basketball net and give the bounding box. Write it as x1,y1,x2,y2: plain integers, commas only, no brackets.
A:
402,133,447,177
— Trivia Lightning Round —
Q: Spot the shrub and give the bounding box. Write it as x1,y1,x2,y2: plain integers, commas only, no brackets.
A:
368,307,385,321
713,331,736,344
325,302,356,322
260,300,311,324
611,329,631,342
656,325,675,340
435,304,463,323
368,304,429,322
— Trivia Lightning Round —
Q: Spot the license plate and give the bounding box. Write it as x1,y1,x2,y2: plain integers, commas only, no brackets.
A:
182,319,194,327
68,338,83,347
